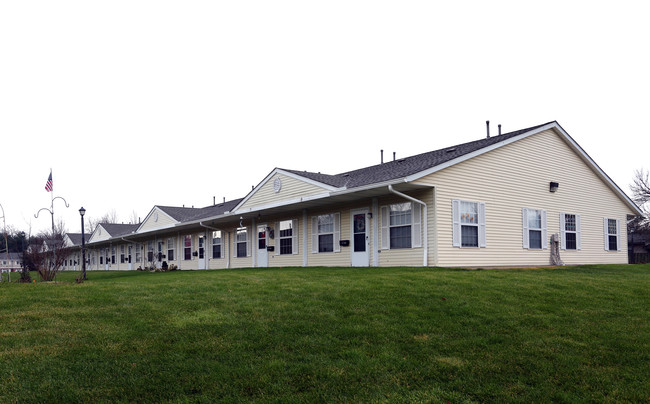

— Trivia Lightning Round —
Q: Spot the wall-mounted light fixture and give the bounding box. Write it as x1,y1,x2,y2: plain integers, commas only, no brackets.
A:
367,212,373,219
549,182,559,193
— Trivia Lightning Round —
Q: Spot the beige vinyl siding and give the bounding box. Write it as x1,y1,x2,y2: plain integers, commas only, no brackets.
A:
138,208,177,233
376,190,431,267
421,129,633,267
88,225,112,243
239,174,330,211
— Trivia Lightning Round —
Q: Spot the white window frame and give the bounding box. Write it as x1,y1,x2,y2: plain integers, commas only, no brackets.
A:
311,213,340,253
380,202,422,250
522,208,547,249
120,245,126,263
603,218,621,251
167,237,176,261
452,200,486,248
560,213,581,250
234,227,251,258
212,230,223,259
183,235,193,260
276,219,299,255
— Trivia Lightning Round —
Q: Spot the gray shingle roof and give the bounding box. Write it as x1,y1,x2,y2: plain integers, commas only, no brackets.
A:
65,233,87,245
158,198,243,223
283,122,554,189
100,223,140,237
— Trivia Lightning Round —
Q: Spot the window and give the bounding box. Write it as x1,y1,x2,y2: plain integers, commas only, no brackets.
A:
561,213,581,250
111,247,116,264
120,245,126,263
235,227,249,258
277,219,298,255
604,218,620,251
523,208,547,249
312,213,340,253
135,245,141,263
147,241,154,262
381,202,422,250
212,231,222,259
184,235,192,260
452,200,486,248
167,237,175,261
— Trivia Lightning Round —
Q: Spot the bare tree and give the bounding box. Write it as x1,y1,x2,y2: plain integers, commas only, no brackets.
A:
87,209,120,233
631,168,650,230
129,210,139,225
29,225,71,281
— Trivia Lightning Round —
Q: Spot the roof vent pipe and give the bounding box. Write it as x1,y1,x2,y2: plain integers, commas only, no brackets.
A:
213,196,216,206
498,124,502,136
486,120,490,138
223,197,226,204
393,152,396,161
381,149,384,164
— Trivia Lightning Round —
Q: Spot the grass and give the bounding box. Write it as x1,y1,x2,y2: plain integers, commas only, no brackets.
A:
1,265,649,403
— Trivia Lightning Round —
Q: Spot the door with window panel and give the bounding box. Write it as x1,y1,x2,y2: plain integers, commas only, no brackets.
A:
257,225,268,267
351,209,369,266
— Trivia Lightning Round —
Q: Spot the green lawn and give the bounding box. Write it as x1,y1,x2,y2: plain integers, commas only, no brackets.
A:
1,265,649,403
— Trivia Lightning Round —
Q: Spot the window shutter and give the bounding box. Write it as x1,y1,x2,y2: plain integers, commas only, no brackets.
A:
576,214,582,250
603,218,609,251
478,202,486,248
334,213,341,253
292,219,299,255
412,204,422,248
246,227,252,257
452,200,461,247
616,219,621,251
522,208,529,249
311,216,318,253
275,222,280,256
541,210,548,249
560,213,566,250
381,206,389,249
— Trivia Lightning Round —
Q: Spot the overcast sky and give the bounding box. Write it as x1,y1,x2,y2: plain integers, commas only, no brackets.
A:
1,1,649,235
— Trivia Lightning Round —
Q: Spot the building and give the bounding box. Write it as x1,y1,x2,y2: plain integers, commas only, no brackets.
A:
0,252,23,272
73,121,642,269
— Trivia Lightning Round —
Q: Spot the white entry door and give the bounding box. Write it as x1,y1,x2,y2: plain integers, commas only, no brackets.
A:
351,209,370,267
128,245,133,270
104,248,110,270
257,225,268,267
198,235,206,269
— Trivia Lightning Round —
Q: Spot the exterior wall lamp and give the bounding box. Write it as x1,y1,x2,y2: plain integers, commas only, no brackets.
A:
549,182,559,193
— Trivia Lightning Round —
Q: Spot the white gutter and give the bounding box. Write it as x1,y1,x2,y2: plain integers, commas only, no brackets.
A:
388,185,428,266
199,221,229,269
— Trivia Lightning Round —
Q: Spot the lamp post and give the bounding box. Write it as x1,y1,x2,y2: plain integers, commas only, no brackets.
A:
79,207,87,280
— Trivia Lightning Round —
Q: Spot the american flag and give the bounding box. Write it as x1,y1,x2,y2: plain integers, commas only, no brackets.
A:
45,172,53,192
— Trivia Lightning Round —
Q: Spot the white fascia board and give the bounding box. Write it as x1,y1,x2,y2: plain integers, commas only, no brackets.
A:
134,206,179,234
551,124,643,215
233,192,332,215
404,122,557,183
231,168,341,213
403,121,642,215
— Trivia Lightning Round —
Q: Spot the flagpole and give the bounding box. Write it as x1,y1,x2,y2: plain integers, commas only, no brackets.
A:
35,169,69,282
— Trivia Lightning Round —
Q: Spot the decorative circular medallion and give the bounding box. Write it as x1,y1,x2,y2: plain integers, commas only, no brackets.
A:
273,177,282,193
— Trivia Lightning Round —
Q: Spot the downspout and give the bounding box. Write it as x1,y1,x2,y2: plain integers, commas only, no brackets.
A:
388,185,428,266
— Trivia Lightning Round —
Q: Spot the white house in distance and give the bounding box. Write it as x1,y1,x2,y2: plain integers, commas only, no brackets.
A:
73,121,642,270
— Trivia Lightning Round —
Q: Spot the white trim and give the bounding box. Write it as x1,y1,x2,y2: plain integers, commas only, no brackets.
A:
231,168,340,213
403,122,641,215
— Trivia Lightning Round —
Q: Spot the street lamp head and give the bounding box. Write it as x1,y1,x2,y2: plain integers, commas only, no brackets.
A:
79,207,86,217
